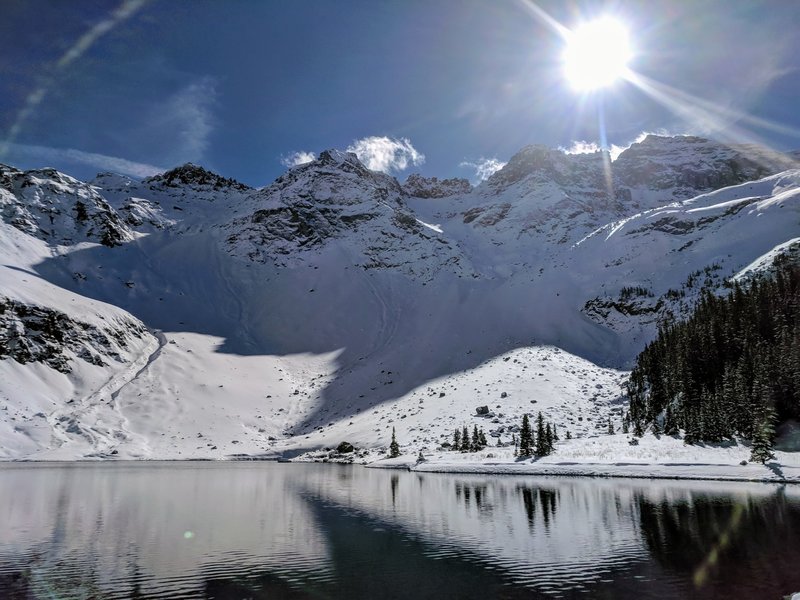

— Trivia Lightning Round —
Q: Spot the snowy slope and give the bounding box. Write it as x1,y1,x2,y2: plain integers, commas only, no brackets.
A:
573,169,800,338
0,223,156,459
0,136,798,461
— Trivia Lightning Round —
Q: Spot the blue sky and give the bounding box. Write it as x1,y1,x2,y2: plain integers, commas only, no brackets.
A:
2,0,800,186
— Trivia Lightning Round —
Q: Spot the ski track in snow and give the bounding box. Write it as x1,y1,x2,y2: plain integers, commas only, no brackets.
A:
45,330,161,457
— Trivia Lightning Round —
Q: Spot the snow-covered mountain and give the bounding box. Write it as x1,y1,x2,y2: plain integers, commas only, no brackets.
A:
0,135,798,460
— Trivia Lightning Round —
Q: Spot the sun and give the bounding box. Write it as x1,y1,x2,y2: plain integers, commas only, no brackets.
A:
563,17,632,91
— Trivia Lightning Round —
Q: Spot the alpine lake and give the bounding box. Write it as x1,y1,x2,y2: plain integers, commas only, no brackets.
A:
1,462,799,599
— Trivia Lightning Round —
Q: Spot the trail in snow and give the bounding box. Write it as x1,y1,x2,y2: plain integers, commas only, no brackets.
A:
46,329,162,457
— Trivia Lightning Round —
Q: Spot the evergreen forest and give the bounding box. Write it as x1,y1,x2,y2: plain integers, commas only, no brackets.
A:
626,258,799,454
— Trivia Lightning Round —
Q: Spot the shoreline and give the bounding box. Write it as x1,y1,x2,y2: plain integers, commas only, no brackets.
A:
367,458,800,484
1,455,799,484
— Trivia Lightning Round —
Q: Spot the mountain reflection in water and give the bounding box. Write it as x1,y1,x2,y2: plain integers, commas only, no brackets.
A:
1,463,799,599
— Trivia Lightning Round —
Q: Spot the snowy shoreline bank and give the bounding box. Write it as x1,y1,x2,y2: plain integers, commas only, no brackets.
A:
2,453,798,485
367,457,800,484
364,431,800,483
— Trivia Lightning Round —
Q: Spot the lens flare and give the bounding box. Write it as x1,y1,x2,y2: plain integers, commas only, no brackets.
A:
563,18,632,91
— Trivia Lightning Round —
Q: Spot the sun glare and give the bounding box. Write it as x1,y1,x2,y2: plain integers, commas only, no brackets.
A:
563,18,632,91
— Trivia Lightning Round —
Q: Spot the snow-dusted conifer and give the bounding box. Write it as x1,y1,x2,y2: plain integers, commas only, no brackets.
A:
471,425,480,452
519,415,532,456
389,427,400,458
749,405,777,463
535,412,547,455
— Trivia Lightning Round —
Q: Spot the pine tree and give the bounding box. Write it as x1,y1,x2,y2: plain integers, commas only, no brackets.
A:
545,423,554,454
471,425,480,452
519,414,533,456
461,425,470,452
388,427,400,458
535,412,547,455
684,409,702,445
749,405,777,463
453,428,461,450
566,430,572,440
479,428,488,449
622,414,629,434
553,424,559,441
651,413,662,435
607,419,615,435
663,405,678,435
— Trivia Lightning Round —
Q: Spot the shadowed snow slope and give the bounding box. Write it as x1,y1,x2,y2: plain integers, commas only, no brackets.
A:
0,137,798,459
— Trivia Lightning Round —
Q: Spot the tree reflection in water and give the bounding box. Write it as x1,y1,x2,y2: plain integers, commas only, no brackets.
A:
637,487,800,598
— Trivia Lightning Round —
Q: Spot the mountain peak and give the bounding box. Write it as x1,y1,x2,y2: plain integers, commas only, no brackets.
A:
613,135,792,192
145,163,250,191
485,143,607,191
318,149,359,165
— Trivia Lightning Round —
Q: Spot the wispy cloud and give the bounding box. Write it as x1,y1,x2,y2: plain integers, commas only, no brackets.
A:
1,0,149,156
149,76,217,163
346,136,424,173
57,0,148,69
3,142,164,178
280,150,316,168
459,157,506,184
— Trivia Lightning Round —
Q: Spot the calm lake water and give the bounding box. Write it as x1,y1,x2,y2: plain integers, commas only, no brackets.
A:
1,463,799,599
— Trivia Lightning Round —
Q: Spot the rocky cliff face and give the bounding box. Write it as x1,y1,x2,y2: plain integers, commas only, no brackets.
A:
483,135,793,207
402,173,472,198
0,297,149,373
224,150,471,278
439,136,796,246
612,135,795,201
0,165,133,247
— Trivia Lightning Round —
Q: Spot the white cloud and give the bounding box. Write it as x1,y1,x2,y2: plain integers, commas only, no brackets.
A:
3,142,164,178
137,76,217,166
561,141,602,155
162,77,216,161
560,130,691,162
345,136,424,173
459,157,506,183
560,140,628,162
280,151,316,168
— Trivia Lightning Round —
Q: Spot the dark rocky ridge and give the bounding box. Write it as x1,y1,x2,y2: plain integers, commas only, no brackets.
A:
0,297,148,373
402,174,472,198
145,163,250,191
485,135,795,208
0,164,132,247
